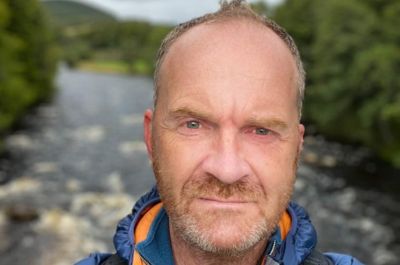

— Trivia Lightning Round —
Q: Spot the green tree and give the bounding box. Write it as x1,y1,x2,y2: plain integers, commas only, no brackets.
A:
7,0,57,101
273,0,317,71
250,1,270,16
0,0,57,136
271,0,400,166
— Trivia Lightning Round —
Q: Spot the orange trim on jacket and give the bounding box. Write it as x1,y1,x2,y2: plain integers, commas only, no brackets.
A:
279,210,292,241
132,202,163,265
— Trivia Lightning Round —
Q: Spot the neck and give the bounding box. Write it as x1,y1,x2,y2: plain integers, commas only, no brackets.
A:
170,226,268,265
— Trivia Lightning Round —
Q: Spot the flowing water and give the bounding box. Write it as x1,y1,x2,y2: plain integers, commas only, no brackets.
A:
0,66,398,264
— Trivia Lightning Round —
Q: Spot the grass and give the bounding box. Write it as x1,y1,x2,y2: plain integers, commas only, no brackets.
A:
78,60,130,74
77,59,153,76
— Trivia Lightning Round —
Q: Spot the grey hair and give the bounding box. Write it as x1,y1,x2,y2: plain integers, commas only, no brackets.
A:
153,0,305,117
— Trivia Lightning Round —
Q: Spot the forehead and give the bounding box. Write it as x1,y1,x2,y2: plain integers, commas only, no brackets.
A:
156,18,298,118
159,18,297,85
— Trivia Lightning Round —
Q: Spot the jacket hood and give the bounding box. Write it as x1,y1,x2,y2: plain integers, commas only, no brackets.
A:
280,202,317,264
113,186,160,262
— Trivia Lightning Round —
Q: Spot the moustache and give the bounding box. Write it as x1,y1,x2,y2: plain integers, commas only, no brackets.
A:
181,175,264,201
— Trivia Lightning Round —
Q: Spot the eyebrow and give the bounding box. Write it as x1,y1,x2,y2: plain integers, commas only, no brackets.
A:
168,106,214,122
246,116,289,132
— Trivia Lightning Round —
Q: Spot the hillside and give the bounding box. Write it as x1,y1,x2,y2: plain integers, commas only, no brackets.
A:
42,0,116,27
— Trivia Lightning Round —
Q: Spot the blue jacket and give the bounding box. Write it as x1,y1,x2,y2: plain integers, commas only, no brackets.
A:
75,186,363,265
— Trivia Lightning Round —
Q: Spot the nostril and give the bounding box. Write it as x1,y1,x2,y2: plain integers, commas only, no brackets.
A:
202,152,250,185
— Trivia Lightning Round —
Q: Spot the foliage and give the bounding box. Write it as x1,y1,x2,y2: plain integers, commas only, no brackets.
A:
250,2,270,16
0,0,58,135
56,22,171,76
271,0,400,166
42,1,171,76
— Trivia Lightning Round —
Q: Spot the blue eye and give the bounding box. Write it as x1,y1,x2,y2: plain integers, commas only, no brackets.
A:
186,120,200,129
255,128,270,135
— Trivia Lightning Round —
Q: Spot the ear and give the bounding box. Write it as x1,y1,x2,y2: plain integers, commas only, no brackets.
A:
298,124,305,153
144,109,154,161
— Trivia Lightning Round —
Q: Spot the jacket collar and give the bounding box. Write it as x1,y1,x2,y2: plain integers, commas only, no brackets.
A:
268,202,317,264
135,206,174,265
113,186,161,262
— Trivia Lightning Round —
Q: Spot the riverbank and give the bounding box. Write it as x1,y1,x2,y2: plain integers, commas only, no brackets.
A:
75,59,151,76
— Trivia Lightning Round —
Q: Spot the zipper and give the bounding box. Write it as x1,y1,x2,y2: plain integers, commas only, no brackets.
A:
135,250,151,265
267,239,278,256
264,239,282,265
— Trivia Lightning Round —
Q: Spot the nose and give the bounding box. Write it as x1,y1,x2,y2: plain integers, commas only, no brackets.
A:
201,130,251,184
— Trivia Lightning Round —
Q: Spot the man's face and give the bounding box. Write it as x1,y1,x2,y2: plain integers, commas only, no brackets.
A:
144,19,304,255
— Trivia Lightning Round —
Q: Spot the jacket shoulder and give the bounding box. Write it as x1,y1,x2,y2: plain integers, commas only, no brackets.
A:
285,202,364,265
325,253,365,265
74,253,112,265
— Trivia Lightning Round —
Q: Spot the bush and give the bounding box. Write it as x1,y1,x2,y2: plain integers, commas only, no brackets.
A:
0,0,58,135
272,0,400,166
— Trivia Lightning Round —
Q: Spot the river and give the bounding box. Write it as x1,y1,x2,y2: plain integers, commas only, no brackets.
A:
0,66,398,264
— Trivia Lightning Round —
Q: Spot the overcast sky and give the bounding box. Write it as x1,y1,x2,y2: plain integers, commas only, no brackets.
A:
61,0,283,24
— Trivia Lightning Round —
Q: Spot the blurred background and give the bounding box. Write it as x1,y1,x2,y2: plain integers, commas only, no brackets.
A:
0,0,399,264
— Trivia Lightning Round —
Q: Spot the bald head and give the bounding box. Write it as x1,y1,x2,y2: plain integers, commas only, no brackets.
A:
155,18,300,124
153,0,305,117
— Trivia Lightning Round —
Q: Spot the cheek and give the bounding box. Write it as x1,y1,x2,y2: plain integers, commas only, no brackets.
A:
243,141,297,195
155,130,208,185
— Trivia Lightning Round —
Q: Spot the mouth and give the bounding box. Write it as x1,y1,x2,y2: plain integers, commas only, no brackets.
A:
196,197,254,208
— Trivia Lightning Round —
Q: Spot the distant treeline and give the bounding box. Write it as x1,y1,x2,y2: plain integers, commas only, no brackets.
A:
49,0,400,167
43,1,170,75
0,0,57,138
57,21,171,75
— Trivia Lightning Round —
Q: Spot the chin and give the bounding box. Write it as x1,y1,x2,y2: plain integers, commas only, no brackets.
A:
174,208,272,256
